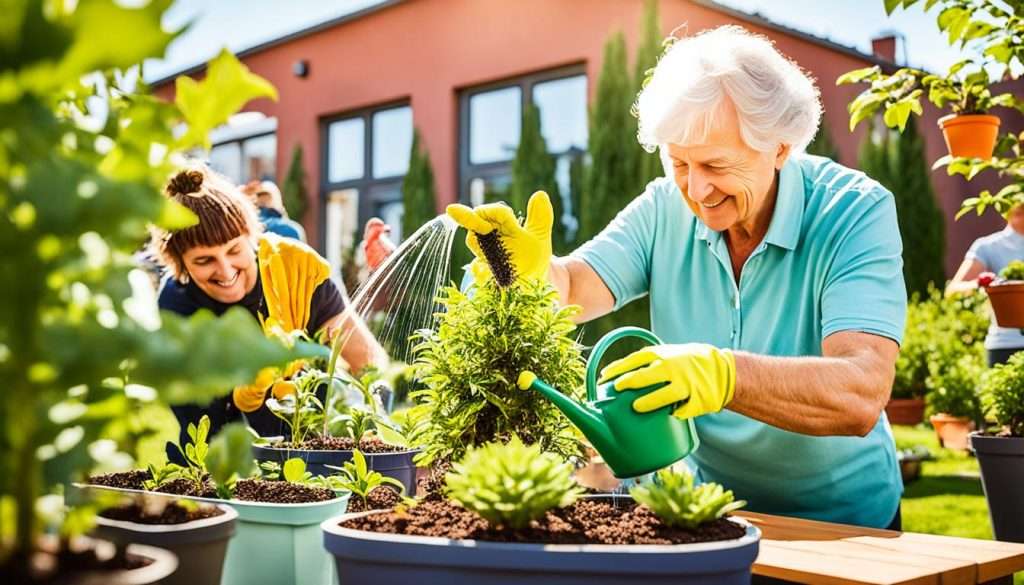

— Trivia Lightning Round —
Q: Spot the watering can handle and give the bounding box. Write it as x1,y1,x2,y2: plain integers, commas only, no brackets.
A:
585,327,663,402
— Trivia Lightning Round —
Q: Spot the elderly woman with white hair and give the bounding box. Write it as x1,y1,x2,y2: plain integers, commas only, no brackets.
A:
448,25,905,530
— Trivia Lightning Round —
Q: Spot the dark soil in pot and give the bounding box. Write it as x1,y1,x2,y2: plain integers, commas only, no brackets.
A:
346,486,403,512
232,478,334,503
341,498,745,545
0,536,174,584
415,460,451,500
99,501,223,525
277,435,407,453
88,470,217,498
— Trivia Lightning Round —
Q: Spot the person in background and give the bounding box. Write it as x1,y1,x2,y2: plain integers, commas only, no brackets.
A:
241,179,307,242
152,165,386,461
946,204,1024,366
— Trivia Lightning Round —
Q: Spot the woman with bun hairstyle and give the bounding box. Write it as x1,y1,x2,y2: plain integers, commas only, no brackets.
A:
151,165,385,461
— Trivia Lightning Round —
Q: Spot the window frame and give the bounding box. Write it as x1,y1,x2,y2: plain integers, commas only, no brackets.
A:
209,130,277,185
457,63,587,203
318,99,412,251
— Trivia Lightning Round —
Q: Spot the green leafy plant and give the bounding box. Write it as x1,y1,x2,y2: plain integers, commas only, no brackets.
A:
839,0,1024,218
205,423,256,499
325,450,405,508
411,278,587,466
895,286,987,399
445,437,583,530
925,347,984,420
999,260,1024,281
266,368,328,445
980,351,1024,437
630,468,746,530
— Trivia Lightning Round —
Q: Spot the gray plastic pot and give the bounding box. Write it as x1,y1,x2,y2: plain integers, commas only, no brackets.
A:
321,498,760,584
91,503,236,585
253,444,420,495
970,431,1024,543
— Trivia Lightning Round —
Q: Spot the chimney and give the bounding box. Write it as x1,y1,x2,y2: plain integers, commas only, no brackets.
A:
871,34,897,63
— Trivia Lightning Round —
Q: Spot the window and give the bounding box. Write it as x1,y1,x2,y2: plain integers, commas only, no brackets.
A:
321,103,413,275
459,67,588,228
206,113,278,184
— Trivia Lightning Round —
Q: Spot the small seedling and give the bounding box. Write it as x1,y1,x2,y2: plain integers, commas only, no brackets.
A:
325,449,405,508
445,437,583,530
629,468,746,530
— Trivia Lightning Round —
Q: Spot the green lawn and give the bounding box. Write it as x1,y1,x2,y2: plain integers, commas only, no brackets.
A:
893,424,1023,584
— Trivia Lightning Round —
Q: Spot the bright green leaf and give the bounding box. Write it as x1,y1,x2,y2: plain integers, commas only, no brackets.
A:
283,458,306,483
175,49,278,150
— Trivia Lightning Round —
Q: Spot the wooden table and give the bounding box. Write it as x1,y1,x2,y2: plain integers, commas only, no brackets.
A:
738,511,1024,585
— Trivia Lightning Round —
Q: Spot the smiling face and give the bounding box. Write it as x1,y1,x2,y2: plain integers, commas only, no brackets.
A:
181,235,258,303
666,99,790,235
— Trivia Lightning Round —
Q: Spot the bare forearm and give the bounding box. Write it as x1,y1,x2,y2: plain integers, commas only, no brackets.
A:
729,350,892,437
549,257,616,323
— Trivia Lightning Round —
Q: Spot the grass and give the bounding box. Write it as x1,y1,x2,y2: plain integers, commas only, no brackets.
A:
893,424,1023,584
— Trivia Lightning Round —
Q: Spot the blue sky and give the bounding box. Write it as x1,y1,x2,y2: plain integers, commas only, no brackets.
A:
144,0,960,83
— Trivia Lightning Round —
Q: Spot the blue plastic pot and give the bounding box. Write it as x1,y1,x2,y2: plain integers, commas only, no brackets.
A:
321,496,760,584
253,444,420,495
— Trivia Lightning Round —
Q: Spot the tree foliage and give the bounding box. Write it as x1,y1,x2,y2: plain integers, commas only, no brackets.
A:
858,117,946,298
1,0,316,568
402,128,438,241
281,144,309,222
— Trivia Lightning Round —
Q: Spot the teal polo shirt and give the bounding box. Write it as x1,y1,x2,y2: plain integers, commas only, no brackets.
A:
574,154,906,528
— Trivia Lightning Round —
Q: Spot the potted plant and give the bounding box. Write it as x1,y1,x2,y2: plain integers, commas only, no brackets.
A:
970,351,1024,543
407,278,588,481
888,297,932,424
322,438,759,584
980,261,1024,328
925,348,984,451
841,1,1024,227
0,2,318,582
250,363,422,494
84,419,349,585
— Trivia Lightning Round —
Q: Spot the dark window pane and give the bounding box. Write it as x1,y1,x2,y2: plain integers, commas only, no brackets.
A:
372,106,413,179
469,86,521,164
327,117,365,183
533,75,588,153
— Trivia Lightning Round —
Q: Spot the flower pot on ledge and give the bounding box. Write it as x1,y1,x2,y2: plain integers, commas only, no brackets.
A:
938,114,1000,159
885,397,925,425
986,282,1024,328
930,414,975,451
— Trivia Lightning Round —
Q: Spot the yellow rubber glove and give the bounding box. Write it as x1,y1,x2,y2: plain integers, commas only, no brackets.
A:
446,191,553,286
598,344,736,419
258,234,331,335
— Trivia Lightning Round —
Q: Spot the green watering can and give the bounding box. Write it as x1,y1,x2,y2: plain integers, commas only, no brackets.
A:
518,326,699,478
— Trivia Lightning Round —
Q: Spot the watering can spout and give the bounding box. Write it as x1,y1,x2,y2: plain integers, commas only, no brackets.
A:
518,372,616,455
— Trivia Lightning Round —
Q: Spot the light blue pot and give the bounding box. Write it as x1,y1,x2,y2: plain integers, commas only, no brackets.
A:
72,482,349,585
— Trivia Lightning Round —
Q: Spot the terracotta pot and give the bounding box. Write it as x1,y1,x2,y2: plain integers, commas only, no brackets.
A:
885,397,925,425
986,282,1024,328
938,114,1000,159
930,414,975,451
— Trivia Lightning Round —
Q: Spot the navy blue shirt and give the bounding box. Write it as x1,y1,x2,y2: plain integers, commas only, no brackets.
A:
258,207,306,242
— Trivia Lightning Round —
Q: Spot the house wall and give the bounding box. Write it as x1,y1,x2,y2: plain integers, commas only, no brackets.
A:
154,0,1013,274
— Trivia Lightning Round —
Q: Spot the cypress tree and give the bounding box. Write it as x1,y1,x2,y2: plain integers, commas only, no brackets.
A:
806,116,842,163
402,129,438,240
858,118,945,298
575,29,651,350
510,103,566,253
633,0,665,191
281,144,308,222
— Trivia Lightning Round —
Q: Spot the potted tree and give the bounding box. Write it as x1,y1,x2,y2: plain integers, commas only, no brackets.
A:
0,2,318,582
925,348,984,451
322,438,759,584
980,261,1024,328
840,1,1024,237
970,351,1024,543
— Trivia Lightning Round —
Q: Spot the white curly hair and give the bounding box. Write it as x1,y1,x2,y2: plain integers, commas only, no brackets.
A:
635,25,822,159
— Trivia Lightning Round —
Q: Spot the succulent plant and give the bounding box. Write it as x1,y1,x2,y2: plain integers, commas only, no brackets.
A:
630,468,746,530
445,437,583,529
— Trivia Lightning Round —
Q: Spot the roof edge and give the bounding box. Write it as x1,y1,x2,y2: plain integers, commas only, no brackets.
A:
148,0,407,88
